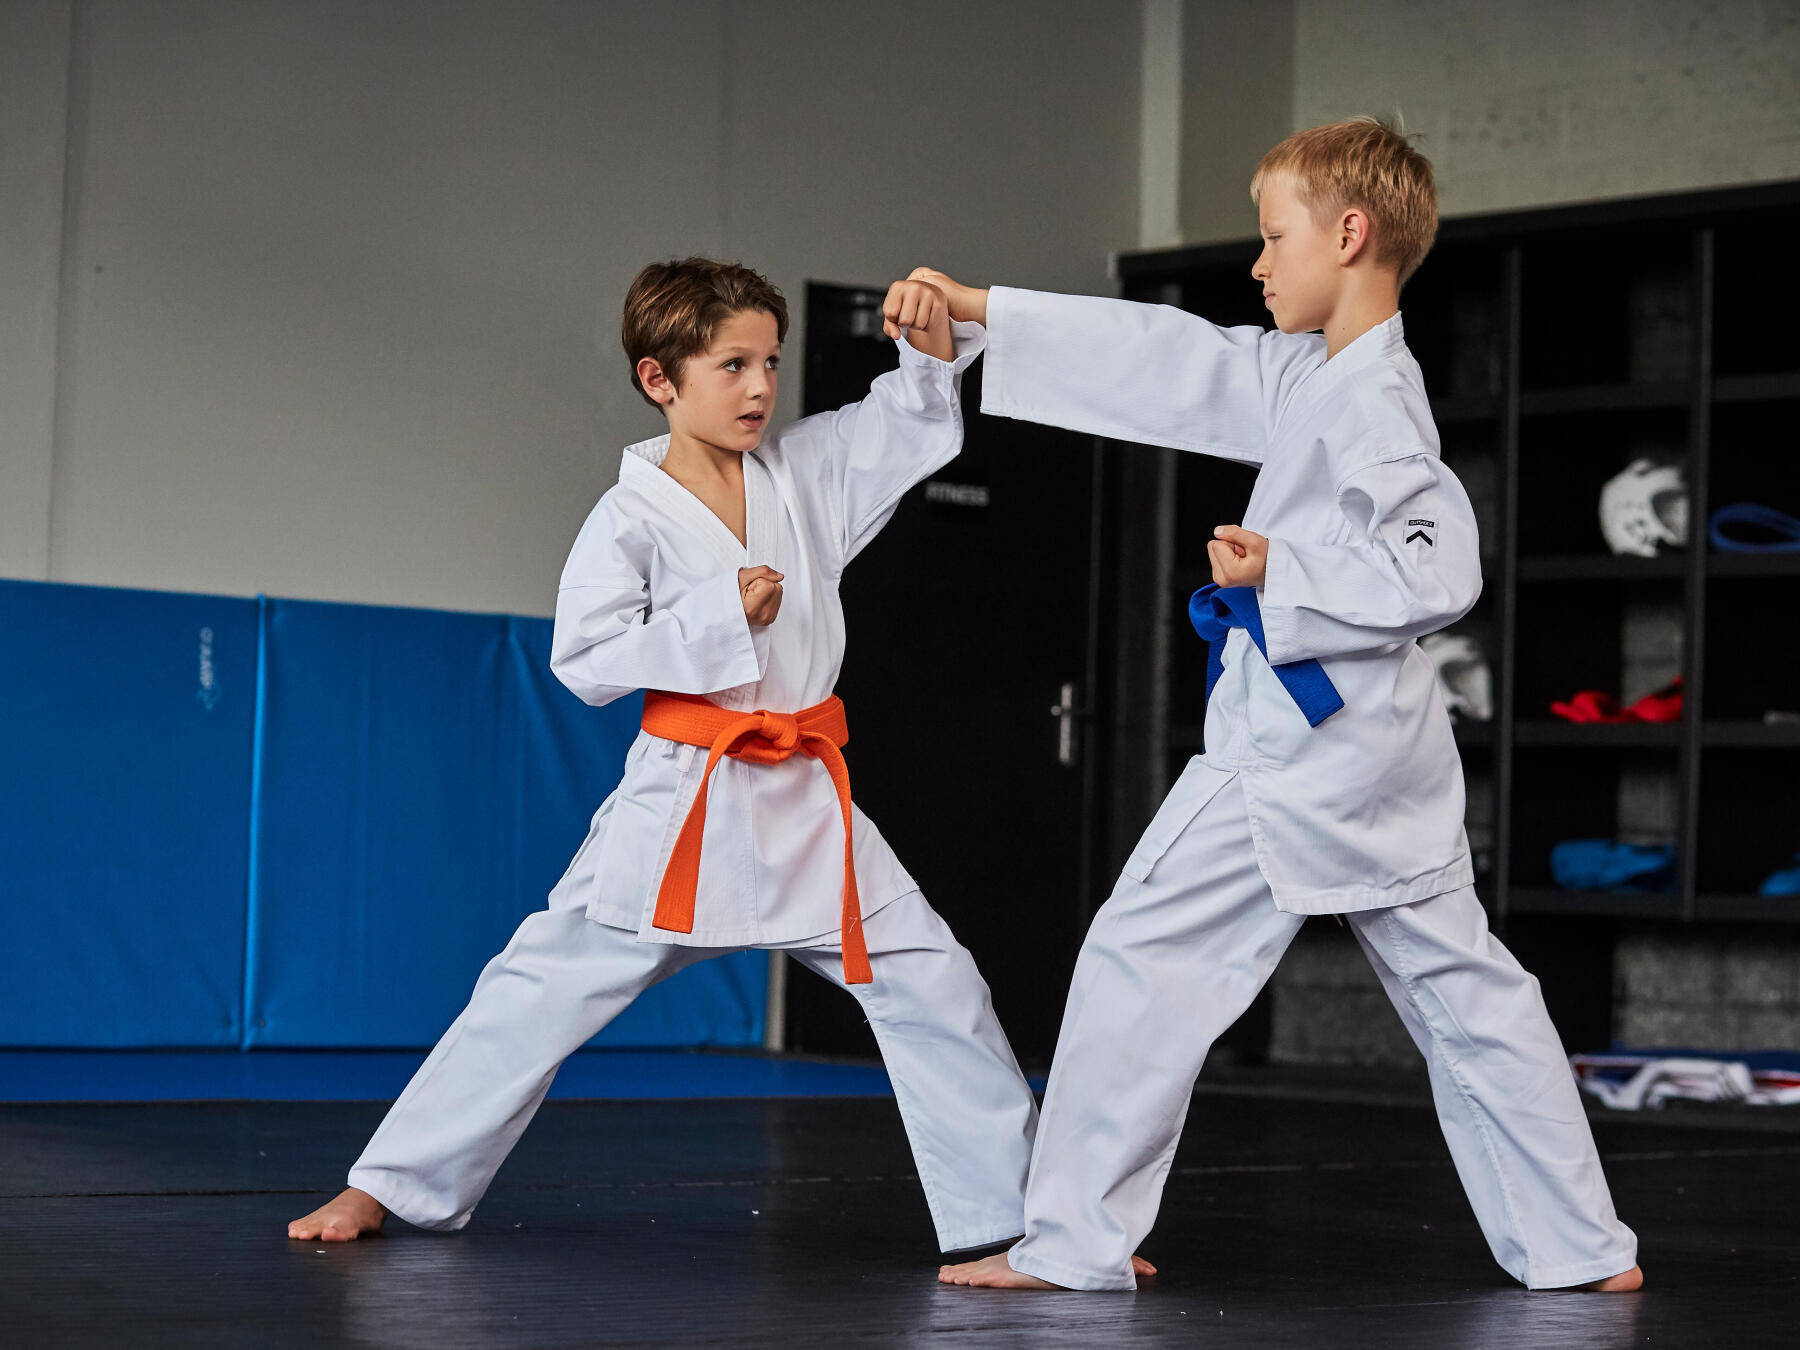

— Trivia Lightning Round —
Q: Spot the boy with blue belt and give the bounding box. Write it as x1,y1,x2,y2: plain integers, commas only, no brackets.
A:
930,118,1643,1293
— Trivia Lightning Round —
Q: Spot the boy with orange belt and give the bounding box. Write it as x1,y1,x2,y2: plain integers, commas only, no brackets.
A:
288,259,1038,1253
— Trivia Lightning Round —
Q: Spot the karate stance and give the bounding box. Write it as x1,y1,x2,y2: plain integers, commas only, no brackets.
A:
288,259,1042,1252
933,119,1643,1293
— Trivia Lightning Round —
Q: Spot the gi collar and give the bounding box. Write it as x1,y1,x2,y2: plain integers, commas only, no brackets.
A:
1277,311,1408,433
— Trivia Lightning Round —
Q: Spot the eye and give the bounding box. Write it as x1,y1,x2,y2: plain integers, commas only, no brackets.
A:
723,358,742,372
766,356,780,370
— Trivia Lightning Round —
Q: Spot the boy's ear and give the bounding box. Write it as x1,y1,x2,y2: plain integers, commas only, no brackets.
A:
1337,207,1373,267
637,356,678,407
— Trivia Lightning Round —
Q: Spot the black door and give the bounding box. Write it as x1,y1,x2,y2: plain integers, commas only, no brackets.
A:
787,282,1106,1066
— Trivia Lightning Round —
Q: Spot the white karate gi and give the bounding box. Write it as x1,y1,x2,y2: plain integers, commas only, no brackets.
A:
350,321,1038,1252
979,287,1637,1289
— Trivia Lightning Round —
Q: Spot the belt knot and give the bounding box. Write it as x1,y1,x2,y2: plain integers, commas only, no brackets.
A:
758,710,800,752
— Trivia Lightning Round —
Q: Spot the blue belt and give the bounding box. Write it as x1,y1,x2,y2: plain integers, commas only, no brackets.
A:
1188,583,1344,727
1709,503,1800,553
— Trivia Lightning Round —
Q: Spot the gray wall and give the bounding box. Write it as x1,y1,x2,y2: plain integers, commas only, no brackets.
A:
3,0,1139,615
1294,0,1800,220
1174,0,1800,246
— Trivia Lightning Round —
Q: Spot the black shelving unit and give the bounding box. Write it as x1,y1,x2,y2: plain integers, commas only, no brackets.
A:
1113,180,1800,931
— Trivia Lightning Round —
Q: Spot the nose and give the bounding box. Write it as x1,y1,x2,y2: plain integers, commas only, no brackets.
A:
1251,250,1270,283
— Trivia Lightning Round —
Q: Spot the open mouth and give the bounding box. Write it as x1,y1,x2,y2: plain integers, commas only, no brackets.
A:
738,412,766,429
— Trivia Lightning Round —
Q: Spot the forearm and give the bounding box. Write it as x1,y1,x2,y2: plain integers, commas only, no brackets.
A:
903,313,956,362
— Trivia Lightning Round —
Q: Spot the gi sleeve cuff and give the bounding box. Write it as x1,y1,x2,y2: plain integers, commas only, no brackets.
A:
897,318,987,375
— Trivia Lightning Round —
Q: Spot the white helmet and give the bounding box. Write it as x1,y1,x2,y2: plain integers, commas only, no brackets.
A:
1599,458,1688,557
1420,633,1493,722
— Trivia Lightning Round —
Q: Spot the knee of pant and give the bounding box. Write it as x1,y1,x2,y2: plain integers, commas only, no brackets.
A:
866,942,992,1035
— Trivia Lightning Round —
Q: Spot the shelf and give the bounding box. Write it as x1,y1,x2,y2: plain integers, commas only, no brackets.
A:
1714,372,1800,404
1508,887,1683,919
1516,554,1686,581
1702,721,1800,748
1694,893,1800,923
1513,721,1682,747
1453,720,1497,747
1707,552,1800,578
1520,382,1690,416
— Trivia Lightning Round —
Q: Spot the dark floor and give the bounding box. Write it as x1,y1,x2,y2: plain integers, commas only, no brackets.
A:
4,1077,1797,1348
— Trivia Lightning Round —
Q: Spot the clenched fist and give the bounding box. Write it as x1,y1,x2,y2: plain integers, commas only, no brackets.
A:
739,565,784,626
905,268,987,326
1207,525,1268,588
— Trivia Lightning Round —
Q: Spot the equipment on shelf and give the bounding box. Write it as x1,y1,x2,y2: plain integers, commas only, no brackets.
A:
1420,632,1492,722
1760,853,1800,898
1708,502,1800,553
1599,458,1688,557
1550,677,1683,725
1549,839,1677,892
1571,1052,1800,1110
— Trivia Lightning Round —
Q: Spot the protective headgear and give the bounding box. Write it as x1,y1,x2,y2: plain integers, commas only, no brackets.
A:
1599,458,1688,557
1420,633,1492,722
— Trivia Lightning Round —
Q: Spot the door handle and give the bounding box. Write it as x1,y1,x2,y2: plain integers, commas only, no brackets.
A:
1050,680,1081,768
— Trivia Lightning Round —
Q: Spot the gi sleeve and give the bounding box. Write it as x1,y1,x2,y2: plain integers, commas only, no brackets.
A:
550,532,766,707
1259,451,1483,664
979,286,1320,465
785,319,984,566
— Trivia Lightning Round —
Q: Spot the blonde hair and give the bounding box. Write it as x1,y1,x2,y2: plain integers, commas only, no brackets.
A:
1250,116,1438,287
621,258,789,409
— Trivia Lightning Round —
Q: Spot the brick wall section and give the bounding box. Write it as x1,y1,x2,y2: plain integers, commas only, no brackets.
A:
1614,933,1800,1051
1268,924,1419,1068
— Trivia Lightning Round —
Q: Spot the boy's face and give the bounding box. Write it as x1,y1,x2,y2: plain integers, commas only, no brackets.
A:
661,308,781,452
1251,174,1345,335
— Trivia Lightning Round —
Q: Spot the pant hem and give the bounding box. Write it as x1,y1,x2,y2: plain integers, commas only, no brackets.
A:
938,1225,1026,1256
347,1169,471,1233
1524,1249,1640,1290
1007,1243,1136,1292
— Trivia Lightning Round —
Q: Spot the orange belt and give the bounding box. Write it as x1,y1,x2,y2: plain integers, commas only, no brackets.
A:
640,691,870,985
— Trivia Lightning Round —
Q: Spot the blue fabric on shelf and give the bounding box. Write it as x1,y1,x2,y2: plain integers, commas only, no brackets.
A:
1759,852,1800,897
0,580,258,1047
1709,503,1800,553
1550,839,1677,893
1187,583,1344,727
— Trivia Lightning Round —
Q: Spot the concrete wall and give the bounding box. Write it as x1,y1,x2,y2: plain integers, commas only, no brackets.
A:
3,0,1139,615
1174,0,1800,248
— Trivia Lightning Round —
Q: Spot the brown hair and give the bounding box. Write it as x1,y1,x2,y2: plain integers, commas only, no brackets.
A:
1250,116,1438,286
621,258,789,409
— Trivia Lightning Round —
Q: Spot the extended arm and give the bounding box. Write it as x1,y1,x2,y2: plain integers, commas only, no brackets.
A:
780,306,985,566
915,274,1319,465
1259,452,1483,664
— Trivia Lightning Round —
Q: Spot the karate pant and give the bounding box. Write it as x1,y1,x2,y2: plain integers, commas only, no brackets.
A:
349,883,1037,1253
1009,769,1638,1292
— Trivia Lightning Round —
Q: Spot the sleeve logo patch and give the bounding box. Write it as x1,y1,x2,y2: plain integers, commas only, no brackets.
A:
1404,518,1436,546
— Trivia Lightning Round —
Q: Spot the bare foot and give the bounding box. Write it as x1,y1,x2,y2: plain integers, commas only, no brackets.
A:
939,1253,1063,1288
938,1253,1154,1288
287,1187,388,1242
1586,1265,1643,1292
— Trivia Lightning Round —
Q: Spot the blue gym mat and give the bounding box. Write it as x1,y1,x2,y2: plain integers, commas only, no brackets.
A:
0,1049,913,1103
